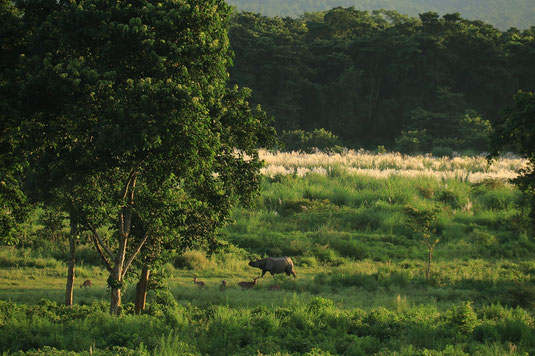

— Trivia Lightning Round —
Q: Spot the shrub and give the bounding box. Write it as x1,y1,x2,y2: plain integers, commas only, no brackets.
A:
471,229,497,249
435,189,460,208
331,239,368,260
281,239,311,256
431,146,454,158
448,301,478,334
502,284,535,309
498,319,533,344
395,130,430,154
472,323,500,343
173,250,210,270
307,297,335,313
298,256,318,267
279,129,343,153
458,114,491,151
313,245,344,266
377,145,387,154
154,332,200,356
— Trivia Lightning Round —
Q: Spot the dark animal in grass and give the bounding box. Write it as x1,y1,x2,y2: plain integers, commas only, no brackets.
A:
238,277,258,289
248,257,296,278
269,284,281,291
220,280,228,290
80,280,92,288
193,277,205,287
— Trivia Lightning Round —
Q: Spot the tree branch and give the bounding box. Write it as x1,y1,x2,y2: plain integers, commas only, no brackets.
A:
89,231,114,274
121,231,150,279
89,225,115,261
123,174,137,237
122,170,137,201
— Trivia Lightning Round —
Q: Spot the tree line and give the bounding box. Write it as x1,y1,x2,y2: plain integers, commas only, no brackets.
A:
226,0,535,30
228,8,535,153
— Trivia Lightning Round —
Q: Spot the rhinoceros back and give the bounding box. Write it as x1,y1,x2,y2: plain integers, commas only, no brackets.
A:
251,257,295,277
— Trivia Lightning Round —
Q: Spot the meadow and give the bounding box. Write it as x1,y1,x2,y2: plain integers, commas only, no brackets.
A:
1,151,534,355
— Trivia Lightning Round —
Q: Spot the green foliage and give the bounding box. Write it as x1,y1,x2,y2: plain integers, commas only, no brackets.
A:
0,0,31,246
173,250,211,270
228,8,535,149
227,0,534,30
459,115,492,151
491,91,535,230
1,148,534,354
448,301,479,334
432,146,454,158
11,0,275,313
395,130,430,154
503,284,535,309
279,128,343,153
398,89,492,154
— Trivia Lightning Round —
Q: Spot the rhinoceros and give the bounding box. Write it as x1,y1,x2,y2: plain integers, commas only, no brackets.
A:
248,257,296,278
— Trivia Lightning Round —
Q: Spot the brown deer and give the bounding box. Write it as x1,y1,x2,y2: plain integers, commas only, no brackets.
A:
220,280,228,290
238,277,259,289
269,284,281,291
80,280,92,288
193,277,205,287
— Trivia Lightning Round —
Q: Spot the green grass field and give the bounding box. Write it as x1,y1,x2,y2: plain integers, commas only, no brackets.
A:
1,153,534,355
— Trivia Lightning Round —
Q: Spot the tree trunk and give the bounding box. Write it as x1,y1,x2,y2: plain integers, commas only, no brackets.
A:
109,237,127,316
426,249,433,280
110,285,122,315
65,221,76,306
135,267,150,314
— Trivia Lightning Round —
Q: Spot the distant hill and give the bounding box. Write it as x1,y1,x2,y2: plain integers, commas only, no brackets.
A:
226,0,535,30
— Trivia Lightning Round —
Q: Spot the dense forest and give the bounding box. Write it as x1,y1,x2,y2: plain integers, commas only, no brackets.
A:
227,0,535,30
228,8,535,151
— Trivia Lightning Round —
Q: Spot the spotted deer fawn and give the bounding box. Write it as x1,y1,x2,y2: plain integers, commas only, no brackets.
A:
193,277,205,287
80,280,92,288
238,277,258,289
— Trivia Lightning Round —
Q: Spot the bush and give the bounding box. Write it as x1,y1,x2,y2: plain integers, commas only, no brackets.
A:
395,130,430,154
471,229,497,249
435,189,460,208
448,301,478,334
313,245,344,266
173,250,211,270
431,146,454,158
330,239,368,260
502,284,535,308
279,129,343,153
298,256,318,267
473,323,500,343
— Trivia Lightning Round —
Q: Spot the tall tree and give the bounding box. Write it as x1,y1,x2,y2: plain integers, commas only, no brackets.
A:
0,0,33,245
490,91,535,228
19,0,275,315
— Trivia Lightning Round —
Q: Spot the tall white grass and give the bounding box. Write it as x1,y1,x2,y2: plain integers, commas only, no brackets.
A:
260,150,527,183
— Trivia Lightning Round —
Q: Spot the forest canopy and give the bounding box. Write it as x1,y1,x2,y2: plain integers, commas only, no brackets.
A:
227,0,535,30
228,8,535,152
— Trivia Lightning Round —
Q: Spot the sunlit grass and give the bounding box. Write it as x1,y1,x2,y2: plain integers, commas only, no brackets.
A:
259,149,527,183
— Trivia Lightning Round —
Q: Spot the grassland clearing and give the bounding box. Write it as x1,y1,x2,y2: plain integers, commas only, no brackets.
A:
0,152,534,355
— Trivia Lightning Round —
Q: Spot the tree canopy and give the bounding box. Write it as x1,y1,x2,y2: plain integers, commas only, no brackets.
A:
14,0,274,314
490,91,535,226
226,0,535,30
0,0,29,244
227,8,535,151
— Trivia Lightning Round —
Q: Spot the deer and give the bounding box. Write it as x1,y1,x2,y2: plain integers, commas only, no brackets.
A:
220,280,228,290
193,277,205,287
80,280,92,288
238,277,259,289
